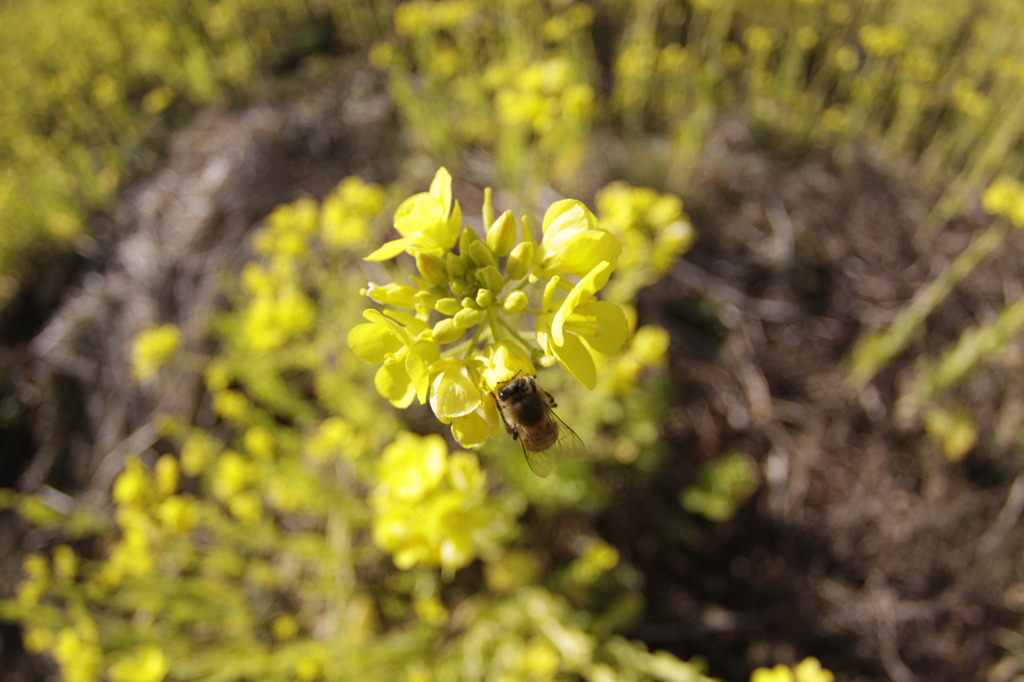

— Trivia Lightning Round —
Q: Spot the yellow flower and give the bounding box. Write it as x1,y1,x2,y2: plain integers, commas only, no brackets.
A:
53,620,102,682
213,450,252,501
476,341,536,393
376,433,448,501
366,168,461,261
131,324,181,381
306,417,361,462
348,309,439,408
982,176,1024,227
428,357,499,449
539,200,621,279
243,425,275,460
113,457,150,508
858,23,906,59
242,285,316,352
321,176,385,248
751,658,834,682
596,182,694,274
154,454,180,496
372,433,502,574
537,263,629,389
109,644,170,682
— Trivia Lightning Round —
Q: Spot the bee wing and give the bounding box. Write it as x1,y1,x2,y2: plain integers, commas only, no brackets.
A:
522,442,554,478
548,405,586,460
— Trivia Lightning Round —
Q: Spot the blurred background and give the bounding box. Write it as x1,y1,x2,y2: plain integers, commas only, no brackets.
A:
2,0,1024,680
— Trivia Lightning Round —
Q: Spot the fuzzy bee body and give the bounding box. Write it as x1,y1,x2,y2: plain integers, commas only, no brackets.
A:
493,374,582,477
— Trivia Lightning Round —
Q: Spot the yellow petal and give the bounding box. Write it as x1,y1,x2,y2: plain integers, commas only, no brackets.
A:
552,332,597,389
376,362,416,408
348,322,402,364
365,237,412,261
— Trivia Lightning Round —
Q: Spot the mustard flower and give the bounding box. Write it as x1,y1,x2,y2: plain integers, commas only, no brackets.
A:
348,309,439,408
539,199,621,279
596,181,695,274
109,645,170,682
536,262,629,389
53,620,102,682
131,323,181,382
320,176,385,249
365,167,461,261
428,357,500,449
242,284,316,353
750,657,834,682
350,169,629,449
982,176,1024,227
372,433,503,574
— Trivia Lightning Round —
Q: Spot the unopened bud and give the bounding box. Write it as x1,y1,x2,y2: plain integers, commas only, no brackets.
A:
483,187,495,233
477,265,505,293
445,252,466,279
435,297,461,316
476,288,496,308
506,241,534,280
415,251,448,287
501,290,528,314
468,240,498,268
459,226,481,256
432,318,464,344
454,308,482,329
486,210,516,257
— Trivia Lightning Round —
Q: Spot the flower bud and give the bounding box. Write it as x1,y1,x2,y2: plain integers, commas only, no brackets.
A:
454,308,482,329
501,290,528,314
435,297,461,316
366,282,417,308
432,318,464,344
445,252,466,279
483,187,495,232
415,251,449,286
521,214,537,244
476,288,495,308
486,210,516,257
468,240,498,268
477,265,505,293
459,225,481,256
506,241,534,280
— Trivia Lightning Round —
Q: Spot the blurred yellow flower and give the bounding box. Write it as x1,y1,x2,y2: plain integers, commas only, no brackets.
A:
109,644,170,682
372,433,503,574
751,657,834,682
131,323,181,382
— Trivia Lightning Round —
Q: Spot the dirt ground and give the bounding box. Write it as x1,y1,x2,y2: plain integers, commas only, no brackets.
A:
2,70,1023,681
608,119,1024,681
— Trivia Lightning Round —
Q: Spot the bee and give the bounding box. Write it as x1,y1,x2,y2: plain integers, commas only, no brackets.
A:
492,373,583,477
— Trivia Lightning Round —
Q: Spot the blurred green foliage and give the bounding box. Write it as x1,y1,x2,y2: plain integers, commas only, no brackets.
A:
680,451,759,523
0,0,390,304
5,0,1024,678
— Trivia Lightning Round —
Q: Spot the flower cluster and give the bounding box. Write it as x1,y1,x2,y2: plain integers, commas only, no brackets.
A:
242,177,385,353
348,168,629,448
371,433,504,574
750,657,834,682
595,181,694,285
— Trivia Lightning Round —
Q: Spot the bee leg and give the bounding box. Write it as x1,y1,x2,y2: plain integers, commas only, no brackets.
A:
493,393,517,435
543,389,557,408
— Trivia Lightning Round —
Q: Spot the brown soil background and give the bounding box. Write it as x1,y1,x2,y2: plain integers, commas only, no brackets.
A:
2,66,1023,681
